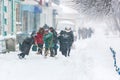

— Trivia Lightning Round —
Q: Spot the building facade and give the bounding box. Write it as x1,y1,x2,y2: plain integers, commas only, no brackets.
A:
0,0,57,36
52,0,60,5
20,0,54,33
0,0,2,35
0,0,21,36
21,0,41,33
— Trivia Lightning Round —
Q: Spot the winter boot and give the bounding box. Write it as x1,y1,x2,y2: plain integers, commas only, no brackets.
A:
18,54,24,59
18,53,25,59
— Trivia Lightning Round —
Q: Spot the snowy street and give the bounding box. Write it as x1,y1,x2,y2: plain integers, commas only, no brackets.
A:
0,0,120,80
0,35,120,80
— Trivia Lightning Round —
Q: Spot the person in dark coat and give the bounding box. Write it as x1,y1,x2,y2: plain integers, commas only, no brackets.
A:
18,31,36,59
87,27,93,38
78,27,82,40
49,27,58,56
58,30,64,52
58,26,74,57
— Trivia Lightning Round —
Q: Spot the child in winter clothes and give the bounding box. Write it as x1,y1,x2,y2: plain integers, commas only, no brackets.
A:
18,31,36,59
34,27,44,55
43,29,54,57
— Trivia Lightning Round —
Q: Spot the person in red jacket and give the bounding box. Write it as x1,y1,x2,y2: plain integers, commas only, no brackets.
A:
34,27,44,55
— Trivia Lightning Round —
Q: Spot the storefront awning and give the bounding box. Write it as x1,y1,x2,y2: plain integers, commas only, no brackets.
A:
34,5,42,13
21,5,42,13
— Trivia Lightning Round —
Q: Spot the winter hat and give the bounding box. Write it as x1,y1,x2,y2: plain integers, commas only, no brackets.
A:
65,26,71,30
65,26,71,32
31,31,36,37
49,27,54,32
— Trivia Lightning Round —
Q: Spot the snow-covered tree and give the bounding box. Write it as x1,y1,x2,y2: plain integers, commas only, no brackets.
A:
62,0,120,34
110,0,120,33
71,0,112,18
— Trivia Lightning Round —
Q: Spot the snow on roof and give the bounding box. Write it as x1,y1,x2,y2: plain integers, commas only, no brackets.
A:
21,0,38,5
59,4,79,14
0,35,16,40
52,3,60,9
58,20,75,25
57,20,75,31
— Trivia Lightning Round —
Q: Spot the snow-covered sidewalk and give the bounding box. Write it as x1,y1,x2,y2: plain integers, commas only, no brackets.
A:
0,36,120,80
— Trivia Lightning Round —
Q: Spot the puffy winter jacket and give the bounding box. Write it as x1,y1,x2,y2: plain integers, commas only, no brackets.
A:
59,30,74,47
35,32,44,44
20,36,34,55
43,32,54,48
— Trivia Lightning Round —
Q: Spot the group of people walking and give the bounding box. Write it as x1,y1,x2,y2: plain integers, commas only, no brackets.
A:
18,26,74,59
78,27,94,39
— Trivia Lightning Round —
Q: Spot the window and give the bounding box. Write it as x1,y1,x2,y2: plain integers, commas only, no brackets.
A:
4,6,7,12
16,4,21,22
4,18,7,24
